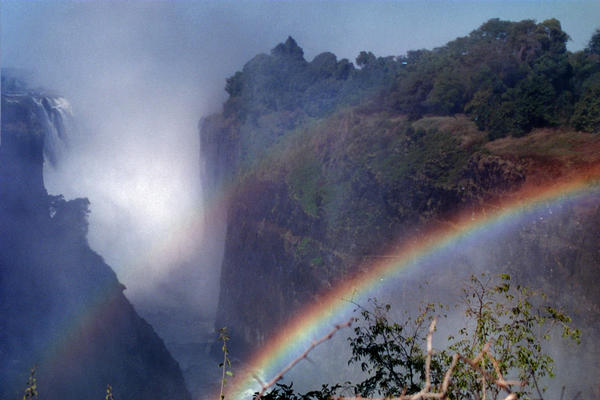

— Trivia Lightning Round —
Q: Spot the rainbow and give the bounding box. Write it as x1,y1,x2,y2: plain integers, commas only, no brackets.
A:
225,168,600,399
35,275,132,383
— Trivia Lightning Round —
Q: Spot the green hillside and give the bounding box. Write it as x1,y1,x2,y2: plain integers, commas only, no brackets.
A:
199,20,600,380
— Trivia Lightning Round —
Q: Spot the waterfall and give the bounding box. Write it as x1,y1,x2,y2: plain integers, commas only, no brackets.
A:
2,71,72,166
31,94,73,167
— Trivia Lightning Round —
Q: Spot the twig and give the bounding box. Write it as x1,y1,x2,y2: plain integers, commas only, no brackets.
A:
334,321,526,400
251,314,531,400
408,317,437,399
254,318,354,399
457,347,524,394
531,369,544,400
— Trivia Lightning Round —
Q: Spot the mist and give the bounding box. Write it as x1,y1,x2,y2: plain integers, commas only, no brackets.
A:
247,193,600,399
3,1,600,397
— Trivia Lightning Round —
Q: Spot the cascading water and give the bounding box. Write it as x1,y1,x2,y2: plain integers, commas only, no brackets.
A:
31,95,73,167
1,75,73,169
2,71,72,169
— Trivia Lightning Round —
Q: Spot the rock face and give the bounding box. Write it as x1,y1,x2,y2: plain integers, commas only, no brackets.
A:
200,33,600,367
0,88,191,400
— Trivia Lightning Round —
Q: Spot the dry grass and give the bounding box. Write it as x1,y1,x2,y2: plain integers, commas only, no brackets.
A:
485,128,600,164
411,115,486,149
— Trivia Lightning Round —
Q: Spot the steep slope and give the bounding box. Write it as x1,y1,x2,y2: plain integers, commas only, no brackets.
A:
200,19,600,365
0,86,191,400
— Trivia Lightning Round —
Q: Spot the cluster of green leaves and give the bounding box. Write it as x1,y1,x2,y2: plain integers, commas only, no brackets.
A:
219,327,234,400
20,368,117,400
570,29,600,133
348,301,440,397
22,366,38,400
105,384,115,400
285,114,474,257
224,20,600,142
388,19,600,137
223,37,401,122
257,274,579,400
443,274,580,399
255,383,343,400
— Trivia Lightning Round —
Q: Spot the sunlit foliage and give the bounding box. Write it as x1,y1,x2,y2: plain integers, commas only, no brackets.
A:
256,274,580,399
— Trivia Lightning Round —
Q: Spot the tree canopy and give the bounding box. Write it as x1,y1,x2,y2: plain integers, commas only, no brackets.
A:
223,19,600,137
254,274,580,400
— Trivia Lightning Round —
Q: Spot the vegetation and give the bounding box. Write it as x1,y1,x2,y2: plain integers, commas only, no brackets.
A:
219,327,234,400
209,20,600,364
22,367,38,400
254,274,580,399
20,376,116,400
105,384,115,400
222,20,600,140
16,274,582,399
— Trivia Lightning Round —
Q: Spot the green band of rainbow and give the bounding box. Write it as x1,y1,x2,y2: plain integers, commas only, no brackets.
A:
226,167,600,399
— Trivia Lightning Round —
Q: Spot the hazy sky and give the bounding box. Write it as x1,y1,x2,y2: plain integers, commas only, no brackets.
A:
2,0,599,317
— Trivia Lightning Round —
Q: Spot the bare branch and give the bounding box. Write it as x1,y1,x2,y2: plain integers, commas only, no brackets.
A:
254,317,354,399
408,318,437,400
333,323,525,400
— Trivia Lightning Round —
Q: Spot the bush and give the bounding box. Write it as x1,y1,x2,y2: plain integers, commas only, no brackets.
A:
255,274,580,399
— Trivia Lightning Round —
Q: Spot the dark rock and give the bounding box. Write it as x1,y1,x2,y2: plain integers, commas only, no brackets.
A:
0,92,191,400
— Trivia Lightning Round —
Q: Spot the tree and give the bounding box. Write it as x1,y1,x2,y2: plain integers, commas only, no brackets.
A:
441,274,579,400
347,274,580,399
571,75,600,133
347,301,438,397
586,28,600,55
425,70,467,115
356,51,377,68
255,274,580,400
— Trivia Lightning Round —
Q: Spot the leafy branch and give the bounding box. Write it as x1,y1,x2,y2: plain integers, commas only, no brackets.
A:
252,274,580,400
219,327,234,400
254,318,355,399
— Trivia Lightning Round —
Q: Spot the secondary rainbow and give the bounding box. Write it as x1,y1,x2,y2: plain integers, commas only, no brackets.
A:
225,168,600,399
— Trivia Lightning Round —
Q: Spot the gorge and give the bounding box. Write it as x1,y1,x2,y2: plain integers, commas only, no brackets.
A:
201,23,600,398
0,78,191,400
2,6,600,400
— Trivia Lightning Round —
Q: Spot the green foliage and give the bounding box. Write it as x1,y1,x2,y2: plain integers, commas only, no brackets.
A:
572,74,600,133
20,369,121,400
255,382,342,400
425,71,467,115
286,159,325,218
22,366,38,400
443,274,579,399
356,51,377,68
586,29,600,55
347,274,580,399
223,21,600,181
348,301,440,397
387,18,581,138
219,327,234,400
295,237,319,262
257,274,579,400
105,384,115,400
222,36,400,122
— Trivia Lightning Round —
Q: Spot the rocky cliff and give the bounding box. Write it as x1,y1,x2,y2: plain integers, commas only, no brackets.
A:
200,21,600,363
0,83,191,400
